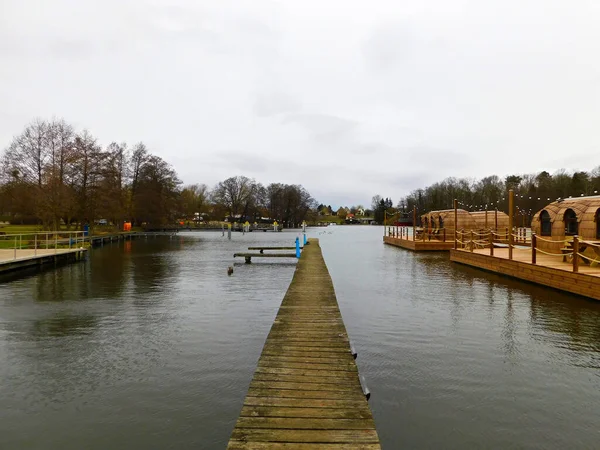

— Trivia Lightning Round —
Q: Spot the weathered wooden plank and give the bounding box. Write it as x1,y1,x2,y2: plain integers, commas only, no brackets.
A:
230,429,379,443
240,406,371,419
251,373,361,386
254,367,360,379
243,397,369,409
258,350,354,360
247,388,365,400
257,360,358,371
249,380,363,392
228,442,381,450
235,417,376,430
262,345,351,354
259,355,355,364
264,338,350,346
266,332,349,339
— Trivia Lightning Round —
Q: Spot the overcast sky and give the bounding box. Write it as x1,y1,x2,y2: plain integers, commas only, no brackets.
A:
1,0,599,208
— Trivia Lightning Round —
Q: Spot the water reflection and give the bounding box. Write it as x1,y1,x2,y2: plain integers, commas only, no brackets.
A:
466,265,600,350
502,290,519,359
32,313,97,337
129,241,176,297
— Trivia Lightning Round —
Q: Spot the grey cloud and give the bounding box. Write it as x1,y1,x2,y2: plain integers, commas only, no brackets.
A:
47,38,96,60
212,151,274,175
362,22,413,71
406,147,472,169
254,93,301,117
282,113,358,143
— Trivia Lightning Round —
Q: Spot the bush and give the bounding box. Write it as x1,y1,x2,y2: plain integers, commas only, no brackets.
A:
10,215,42,225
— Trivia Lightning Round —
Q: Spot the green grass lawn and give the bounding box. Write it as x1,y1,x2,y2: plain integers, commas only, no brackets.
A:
314,215,345,224
0,225,45,234
0,224,134,237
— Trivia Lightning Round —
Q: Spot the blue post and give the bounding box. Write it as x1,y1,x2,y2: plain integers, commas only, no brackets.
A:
295,237,300,258
83,224,89,237
303,233,307,245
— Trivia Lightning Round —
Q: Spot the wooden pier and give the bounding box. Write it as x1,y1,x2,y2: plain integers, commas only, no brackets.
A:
228,239,380,449
248,247,296,253
384,235,455,251
451,247,600,301
0,248,87,274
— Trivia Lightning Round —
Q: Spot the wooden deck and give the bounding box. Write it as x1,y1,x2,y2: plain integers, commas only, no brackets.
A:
248,247,297,253
0,248,86,274
384,235,454,251
450,248,600,301
228,238,380,449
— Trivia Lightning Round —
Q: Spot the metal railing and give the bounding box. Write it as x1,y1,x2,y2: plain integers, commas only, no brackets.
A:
0,231,86,261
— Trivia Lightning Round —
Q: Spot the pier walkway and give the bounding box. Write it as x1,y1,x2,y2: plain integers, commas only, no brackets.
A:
0,248,86,274
227,238,380,449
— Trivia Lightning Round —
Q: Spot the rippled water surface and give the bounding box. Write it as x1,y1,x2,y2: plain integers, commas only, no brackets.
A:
1,227,599,449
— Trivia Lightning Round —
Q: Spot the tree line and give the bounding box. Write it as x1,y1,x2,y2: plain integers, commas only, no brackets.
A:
0,119,317,230
395,168,600,225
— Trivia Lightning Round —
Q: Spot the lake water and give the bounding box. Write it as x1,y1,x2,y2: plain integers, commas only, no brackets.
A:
1,226,599,449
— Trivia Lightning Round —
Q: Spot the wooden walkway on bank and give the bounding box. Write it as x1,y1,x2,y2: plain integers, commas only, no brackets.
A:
451,247,600,301
228,238,380,449
0,248,86,274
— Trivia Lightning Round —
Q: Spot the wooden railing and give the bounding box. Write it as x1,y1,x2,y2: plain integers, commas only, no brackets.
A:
454,229,600,273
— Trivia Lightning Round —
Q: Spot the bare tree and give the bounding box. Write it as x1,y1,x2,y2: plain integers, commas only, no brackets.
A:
212,175,256,217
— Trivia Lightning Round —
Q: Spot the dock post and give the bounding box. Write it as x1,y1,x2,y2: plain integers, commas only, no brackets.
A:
470,230,474,252
453,199,458,249
14,237,17,260
228,224,232,240
295,237,301,258
531,233,537,264
413,206,417,242
573,236,579,273
303,233,307,245
508,189,514,260
489,232,494,256
443,228,446,242
495,209,498,232
34,234,37,256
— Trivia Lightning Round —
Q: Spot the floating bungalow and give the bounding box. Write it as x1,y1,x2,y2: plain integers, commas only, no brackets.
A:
384,204,510,252
450,192,600,302
531,196,600,251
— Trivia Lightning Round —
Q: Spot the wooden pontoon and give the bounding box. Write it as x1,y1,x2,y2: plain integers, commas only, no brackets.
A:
450,191,600,301
384,203,510,252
